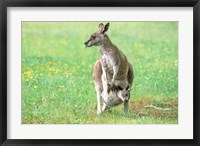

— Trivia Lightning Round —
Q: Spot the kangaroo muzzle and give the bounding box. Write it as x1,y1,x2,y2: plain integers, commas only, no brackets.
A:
124,97,129,102
84,39,91,47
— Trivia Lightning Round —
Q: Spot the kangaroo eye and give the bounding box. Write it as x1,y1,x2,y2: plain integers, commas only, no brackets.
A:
117,86,123,90
91,35,96,39
126,85,130,90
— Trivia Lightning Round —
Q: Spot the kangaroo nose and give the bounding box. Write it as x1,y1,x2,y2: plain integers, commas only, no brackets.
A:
124,98,129,102
84,41,88,46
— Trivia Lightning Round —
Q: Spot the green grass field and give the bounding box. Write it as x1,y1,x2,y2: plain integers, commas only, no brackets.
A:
22,22,178,124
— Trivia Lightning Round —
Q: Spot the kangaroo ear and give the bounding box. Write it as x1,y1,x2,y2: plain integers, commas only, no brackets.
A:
98,23,104,33
102,23,110,34
98,23,109,34
126,84,130,91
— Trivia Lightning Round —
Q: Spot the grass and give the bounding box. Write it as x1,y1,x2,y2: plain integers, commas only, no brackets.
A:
22,22,178,124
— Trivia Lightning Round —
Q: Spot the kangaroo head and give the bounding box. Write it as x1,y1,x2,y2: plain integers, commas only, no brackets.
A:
107,83,131,102
84,23,110,47
116,84,131,102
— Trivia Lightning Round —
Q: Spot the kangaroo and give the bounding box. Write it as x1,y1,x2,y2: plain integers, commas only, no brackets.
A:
85,23,134,114
85,23,129,87
93,60,134,114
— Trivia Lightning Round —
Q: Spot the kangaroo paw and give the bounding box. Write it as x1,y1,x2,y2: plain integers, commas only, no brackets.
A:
97,110,102,115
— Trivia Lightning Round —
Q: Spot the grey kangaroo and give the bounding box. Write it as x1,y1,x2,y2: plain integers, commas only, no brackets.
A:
85,23,134,114
93,60,134,114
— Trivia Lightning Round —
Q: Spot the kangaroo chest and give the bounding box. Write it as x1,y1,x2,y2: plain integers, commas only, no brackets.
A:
101,53,115,70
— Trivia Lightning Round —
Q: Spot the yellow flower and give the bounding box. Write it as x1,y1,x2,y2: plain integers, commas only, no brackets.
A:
48,68,61,74
48,61,55,65
59,85,64,88
33,85,38,88
55,69,61,73
89,64,93,69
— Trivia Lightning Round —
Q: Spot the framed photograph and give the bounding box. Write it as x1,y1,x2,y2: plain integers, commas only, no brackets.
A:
0,0,199,145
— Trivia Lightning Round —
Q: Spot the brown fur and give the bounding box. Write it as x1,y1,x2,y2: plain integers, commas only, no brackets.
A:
93,60,134,113
85,23,134,114
93,60,134,89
